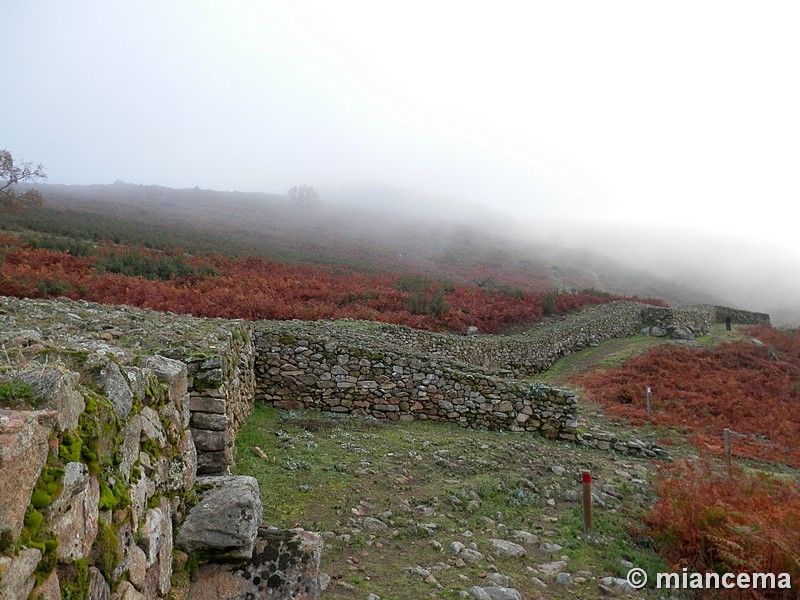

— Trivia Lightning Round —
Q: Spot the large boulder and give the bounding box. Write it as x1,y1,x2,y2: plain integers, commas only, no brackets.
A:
0,409,56,543
49,462,100,561
0,547,42,599
670,326,695,340
90,357,134,420
23,365,85,432
176,476,262,560
188,528,323,600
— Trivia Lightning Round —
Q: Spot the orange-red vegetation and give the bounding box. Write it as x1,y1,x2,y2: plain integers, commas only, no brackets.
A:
0,235,666,333
644,460,800,593
573,331,800,466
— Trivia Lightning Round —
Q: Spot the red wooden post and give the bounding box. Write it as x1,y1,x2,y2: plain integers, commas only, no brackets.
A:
582,470,592,533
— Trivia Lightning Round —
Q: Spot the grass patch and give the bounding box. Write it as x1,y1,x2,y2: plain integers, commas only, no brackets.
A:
234,404,670,599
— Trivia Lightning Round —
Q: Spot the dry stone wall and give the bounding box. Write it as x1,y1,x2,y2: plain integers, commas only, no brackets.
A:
0,297,321,600
254,319,579,440
352,301,648,376
713,305,770,325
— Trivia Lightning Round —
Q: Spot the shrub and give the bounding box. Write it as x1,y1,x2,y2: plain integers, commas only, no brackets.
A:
36,278,72,297
0,377,36,407
644,460,800,586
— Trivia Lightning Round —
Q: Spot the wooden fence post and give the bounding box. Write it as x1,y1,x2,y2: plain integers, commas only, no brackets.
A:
724,428,732,476
582,470,592,533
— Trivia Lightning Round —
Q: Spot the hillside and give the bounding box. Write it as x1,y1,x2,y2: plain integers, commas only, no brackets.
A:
5,183,719,308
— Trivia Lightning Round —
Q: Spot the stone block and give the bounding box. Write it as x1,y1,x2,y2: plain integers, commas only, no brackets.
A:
31,569,61,599
190,412,229,431
192,428,229,452
176,476,262,560
23,365,84,432
88,566,110,600
0,547,41,600
143,355,189,404
189,397,226,414
139,406,167,448
91,357,134,420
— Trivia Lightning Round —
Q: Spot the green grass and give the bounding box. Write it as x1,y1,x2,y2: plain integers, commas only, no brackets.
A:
0,377,37,407
233,405,672,599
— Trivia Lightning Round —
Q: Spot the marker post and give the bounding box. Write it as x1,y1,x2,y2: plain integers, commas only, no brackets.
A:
582,470,592,533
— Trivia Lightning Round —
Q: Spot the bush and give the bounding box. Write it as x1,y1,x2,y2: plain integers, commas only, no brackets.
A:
36,278,72,297
26,235,95,256
407,288,448,316
95,250,213,281
0,378,36,407
645,460,800,585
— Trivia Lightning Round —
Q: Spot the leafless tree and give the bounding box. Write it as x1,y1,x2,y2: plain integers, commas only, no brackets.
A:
0,149,46,212
287,184,320,208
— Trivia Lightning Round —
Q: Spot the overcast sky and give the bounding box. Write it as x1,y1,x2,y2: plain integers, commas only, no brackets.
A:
2,1,799,255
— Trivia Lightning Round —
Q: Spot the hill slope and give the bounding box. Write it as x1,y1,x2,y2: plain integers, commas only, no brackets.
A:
6,182,719,308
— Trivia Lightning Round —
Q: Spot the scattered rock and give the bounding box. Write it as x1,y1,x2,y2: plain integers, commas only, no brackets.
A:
538,560,568,575
363,516,389,530
488,539,526,557
555,572,574,585
470,586,523,600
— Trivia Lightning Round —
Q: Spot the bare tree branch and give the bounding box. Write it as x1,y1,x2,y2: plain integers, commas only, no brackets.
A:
0,149,46,212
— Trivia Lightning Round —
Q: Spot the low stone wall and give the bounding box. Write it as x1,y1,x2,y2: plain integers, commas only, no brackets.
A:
366,301,648,375
640,304,770,336
184,323,256,475
254,320,578,441
640,305,715,335
713,305,771,325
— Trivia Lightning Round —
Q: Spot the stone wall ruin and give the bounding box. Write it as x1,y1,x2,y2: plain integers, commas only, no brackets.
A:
0,296,770,598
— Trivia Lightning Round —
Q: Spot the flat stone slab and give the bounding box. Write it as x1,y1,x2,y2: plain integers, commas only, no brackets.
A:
176,476,262,559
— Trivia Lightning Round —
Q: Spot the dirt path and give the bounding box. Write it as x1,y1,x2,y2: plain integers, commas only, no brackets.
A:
534,323,748,387
533,335,665,386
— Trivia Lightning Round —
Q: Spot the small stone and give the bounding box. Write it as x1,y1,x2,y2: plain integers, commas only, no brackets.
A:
488,539,526,557
555,572,574,586
538,560,568,575
363,517,388,530
450,541,465,554
460,548,485,563
540,542,562,553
